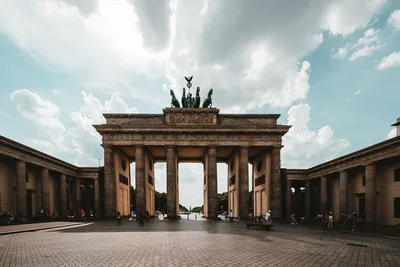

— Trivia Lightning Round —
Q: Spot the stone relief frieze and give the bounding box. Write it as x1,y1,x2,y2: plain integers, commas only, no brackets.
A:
168,113,214,124
105,132,281,143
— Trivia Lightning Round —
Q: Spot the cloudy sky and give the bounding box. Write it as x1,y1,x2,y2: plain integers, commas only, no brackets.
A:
0,0,399,208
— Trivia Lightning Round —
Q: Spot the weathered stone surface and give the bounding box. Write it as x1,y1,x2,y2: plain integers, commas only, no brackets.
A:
305,180,311,220
207,147,218,219
103,146,115,216
164,108,218,125
339,171,348,214
320,176,328,214
286,180,292,217
102,132,283,147
270,147,282,218
239,147,249,219
16,160,26,218
167,146,178,219
41,168,50,212
365,164,377,223
135,146,146,213
94,178,100,218
75,178,81,212
59,174,67,217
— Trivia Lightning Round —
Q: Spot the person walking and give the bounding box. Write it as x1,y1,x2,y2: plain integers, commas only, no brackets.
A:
116,211,122,226
328,212,334,233
229,209,234,223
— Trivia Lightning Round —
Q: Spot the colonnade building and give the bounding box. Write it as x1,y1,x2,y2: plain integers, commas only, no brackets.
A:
0,110,399,225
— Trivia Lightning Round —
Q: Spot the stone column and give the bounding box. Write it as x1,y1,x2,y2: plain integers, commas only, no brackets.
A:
320,176,327,214
294,186,301,212
286,180,292,217
208,147,218,219
135,146,146,213
104,146,115,217
339,171,348,214
94,178,100,217
60,174,67,217
270,147,282,218
239,147,249,219
365,164,377,223
166,146,178,219
75,178,81,212
16,160,27,218
41,168,50,212
305,180,311,220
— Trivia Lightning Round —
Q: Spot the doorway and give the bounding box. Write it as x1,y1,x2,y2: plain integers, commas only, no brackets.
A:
27,190,33,219
358,197,365,220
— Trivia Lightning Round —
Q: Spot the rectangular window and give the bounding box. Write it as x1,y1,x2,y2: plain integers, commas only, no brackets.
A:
394,198,400,218
394,169,400,182
362,175,365,186
25,172,29,183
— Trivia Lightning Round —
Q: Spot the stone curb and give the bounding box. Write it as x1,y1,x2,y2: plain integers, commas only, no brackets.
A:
0,223,87,236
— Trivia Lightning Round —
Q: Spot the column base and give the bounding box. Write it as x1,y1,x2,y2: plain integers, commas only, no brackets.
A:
206,216,220,221
165,215,181,220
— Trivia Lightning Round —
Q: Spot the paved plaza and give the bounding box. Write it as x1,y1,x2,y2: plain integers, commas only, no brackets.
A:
0,219,399,267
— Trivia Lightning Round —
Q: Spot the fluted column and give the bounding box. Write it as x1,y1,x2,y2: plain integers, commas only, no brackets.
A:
365,164,377,223
239,147,249,219
166,146,178,219
16,160,27,218
320,177,327,214
135,146,146,212
339,171,348,214
75,178,81,213
270,147,282,218
104,146,115,216
208,147,218,219
60,174,67,217
286,180,292,217
305,180,311,220
94,178,100,217
41,168,50,212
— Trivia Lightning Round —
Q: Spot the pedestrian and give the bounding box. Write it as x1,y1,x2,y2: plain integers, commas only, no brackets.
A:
351,211,357,232
229,209,234,223
116,211,121,226
328,212,334,233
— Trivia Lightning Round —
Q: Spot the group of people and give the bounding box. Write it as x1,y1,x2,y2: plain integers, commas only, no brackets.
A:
116,210,150,226
228,209,272,223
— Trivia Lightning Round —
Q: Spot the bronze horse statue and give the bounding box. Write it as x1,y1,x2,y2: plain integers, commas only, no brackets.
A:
202,89,213,108
170,89,180,108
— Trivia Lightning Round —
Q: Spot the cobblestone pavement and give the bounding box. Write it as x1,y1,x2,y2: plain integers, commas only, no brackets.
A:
1,219,399,267
0,221,85,235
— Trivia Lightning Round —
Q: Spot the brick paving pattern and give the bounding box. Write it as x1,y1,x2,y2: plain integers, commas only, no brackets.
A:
0,219,399,267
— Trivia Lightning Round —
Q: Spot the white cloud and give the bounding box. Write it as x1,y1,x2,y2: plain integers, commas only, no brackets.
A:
10,89,66,143
349,28,382,61
282,103,350,168
0,0,388,112
346,89,363,100
321,0,387,36
333,47,348,59
11,89,137,166
378,51,400,70
387,128,397,139
388,10,400,30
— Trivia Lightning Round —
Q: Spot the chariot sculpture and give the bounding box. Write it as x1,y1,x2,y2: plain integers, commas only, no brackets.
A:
169,76,213,108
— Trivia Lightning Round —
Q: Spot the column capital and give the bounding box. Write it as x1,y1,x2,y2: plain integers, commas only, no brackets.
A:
135,145,144,149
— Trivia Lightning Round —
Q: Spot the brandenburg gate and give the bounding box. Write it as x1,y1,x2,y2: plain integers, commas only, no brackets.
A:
93,77,290,220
